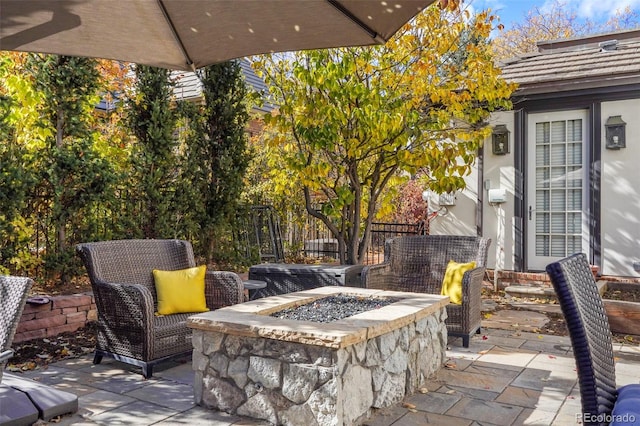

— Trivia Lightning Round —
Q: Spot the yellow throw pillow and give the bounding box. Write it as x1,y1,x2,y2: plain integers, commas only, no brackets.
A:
440,260,476,305
153,265,208,315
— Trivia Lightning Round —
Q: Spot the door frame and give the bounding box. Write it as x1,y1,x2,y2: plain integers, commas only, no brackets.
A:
512,99,602,272
525,110,589,270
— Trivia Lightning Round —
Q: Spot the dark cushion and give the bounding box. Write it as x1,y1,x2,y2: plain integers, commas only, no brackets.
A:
610,384,640,426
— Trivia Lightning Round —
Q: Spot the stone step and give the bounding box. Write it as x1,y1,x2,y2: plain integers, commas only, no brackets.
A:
504,285,556,299
0,385,39,426
2,373,78,421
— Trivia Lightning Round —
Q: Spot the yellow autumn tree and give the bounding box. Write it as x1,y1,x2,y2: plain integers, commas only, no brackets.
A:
492,0,640,62
253,4,515,264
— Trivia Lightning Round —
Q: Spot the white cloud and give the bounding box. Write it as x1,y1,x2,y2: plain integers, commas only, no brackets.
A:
465,0,640,31
463,1,476,17
465,0,506,22
474,0,507,14
482,0,507,10
568,0,640,18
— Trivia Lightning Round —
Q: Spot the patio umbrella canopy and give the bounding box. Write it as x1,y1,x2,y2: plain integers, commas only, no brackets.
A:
0,0,436,70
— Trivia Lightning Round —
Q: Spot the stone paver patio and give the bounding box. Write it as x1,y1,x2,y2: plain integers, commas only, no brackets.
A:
7,318,640,425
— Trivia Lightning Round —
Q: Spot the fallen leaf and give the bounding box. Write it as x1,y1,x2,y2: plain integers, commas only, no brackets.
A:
538,335,544,339
402,402,416,409
482,335,488,340
446,390,456,395
21,362,37,371
408,408,418,413
418,388,429,394
478,350,489,355
444,361,457,369
548,355,556,359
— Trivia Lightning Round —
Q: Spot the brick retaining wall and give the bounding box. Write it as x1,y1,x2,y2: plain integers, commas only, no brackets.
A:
13,269,640,344
486,270,551,288
15,293,97,343
486,269,640,289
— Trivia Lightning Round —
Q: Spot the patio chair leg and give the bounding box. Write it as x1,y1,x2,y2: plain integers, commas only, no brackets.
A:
462,335,470,348
142,364,153,379
93,353,103,365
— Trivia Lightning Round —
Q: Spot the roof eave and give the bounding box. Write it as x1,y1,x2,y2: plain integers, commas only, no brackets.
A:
511,73,640,96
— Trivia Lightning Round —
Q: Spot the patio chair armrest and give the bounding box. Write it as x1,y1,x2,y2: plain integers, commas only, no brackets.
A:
205,271,244,309
461,266,486,303
444,266,486,335
93,281,155,330
362,262,392,290
0,349,14,363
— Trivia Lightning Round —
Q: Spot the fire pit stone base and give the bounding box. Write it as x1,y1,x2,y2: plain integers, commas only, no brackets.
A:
189,287,449,426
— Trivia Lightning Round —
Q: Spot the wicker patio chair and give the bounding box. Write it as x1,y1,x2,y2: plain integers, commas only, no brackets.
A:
362,235,491,347
76,239,244,378
1,276,33,382
546,253,640,426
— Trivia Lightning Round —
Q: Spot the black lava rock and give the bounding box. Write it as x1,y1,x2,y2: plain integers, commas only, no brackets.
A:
271,294,400,323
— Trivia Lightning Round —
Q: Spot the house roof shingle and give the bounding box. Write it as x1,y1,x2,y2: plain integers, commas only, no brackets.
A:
499,29,640,95
172,59,274,113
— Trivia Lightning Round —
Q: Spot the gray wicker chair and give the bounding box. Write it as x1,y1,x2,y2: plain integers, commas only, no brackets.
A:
76,239,244,378
546,254,640,425
1,276,33,381
362,235,491,347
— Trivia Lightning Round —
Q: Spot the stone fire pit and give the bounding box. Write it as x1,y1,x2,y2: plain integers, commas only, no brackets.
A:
188,286,449,426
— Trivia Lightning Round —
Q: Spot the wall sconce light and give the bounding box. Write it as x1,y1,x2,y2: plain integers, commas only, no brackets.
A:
605,115,626,150
492,125,510,155
439,192,456,206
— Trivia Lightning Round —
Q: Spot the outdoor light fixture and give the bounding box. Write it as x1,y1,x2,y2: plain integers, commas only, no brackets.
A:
605,115,626,150
491,125,510,155
439,192,457,206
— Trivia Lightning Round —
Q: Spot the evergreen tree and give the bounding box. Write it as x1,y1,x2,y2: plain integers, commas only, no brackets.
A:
0,57,37,274
128,65,178,238
26,54,116,281
182,61,251,263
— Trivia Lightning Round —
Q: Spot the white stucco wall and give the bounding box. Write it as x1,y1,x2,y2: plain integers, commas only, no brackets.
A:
427,169,478,237
478,111,516,272
442,103,640,277
429,111,516,271
600,100,640,277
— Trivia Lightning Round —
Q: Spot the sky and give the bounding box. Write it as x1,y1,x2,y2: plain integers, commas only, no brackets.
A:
466,0,640,30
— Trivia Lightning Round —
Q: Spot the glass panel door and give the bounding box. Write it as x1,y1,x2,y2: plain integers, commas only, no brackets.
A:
527,111,588,270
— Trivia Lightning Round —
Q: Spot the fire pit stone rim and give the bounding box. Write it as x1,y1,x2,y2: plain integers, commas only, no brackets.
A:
188,286,449,348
